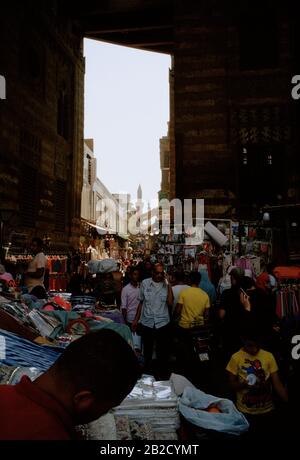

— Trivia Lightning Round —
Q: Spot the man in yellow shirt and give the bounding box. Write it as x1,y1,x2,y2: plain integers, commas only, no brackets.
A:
173,271,210,382
175,271,210,329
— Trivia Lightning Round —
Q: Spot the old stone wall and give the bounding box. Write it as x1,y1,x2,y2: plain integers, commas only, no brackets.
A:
0,2,84,250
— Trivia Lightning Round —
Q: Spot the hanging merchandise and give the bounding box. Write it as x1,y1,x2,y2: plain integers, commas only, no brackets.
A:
275,286,300,319
47,256,68,292
250,257,261,277
234,255,261,279
204,222,228,247
274,266,300,280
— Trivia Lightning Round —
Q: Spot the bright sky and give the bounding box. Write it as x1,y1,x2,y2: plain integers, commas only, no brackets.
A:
84,39,171,208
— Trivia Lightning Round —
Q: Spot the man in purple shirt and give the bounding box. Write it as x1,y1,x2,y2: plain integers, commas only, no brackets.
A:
121,267,140,327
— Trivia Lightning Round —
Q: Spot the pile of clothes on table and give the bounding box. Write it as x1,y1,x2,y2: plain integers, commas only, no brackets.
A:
0,292,132,347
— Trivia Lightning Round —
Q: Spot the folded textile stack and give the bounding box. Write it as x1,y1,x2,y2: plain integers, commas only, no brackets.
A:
71,296,96,313
48,292,72,302
113,375,179,439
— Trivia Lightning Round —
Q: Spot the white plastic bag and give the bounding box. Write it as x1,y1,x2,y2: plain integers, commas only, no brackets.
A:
132,333,141,350
178,387,249,436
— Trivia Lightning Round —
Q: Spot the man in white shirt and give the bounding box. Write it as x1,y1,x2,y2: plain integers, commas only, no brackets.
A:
25,238,47,299
132,263,173,373
172,271,189,313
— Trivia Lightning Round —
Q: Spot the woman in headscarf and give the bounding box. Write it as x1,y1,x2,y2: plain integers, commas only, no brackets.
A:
198,269,217,306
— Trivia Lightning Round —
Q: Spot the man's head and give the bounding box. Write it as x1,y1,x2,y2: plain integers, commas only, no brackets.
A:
230,267,244,287
103,272,113,282
152,263,165,282
31,237,43,255
129,267,140,284
173,271,185,284
241,327,261,356
44,329,140,424
144,258,152,272
189,271,201,286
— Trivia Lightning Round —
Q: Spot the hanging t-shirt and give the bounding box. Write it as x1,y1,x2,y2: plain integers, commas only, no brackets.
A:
226,348,278,415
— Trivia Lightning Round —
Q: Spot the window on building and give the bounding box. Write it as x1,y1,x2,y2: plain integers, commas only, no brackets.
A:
21,42,45,90
242,147,248,165
87,156,92,185
239,145,283,208
55,180,66,232
239,4,279,70
19,166,38,227
163,152,170,169
57,83,69,140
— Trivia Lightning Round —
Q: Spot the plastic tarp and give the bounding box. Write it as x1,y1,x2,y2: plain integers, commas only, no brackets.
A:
178,387,249,436
42,310,133,347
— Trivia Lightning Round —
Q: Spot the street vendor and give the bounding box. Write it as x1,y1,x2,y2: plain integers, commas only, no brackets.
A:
25,237,47,299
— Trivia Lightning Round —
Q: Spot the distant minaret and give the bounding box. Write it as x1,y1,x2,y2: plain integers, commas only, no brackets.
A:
137,184,142,201
136,184,144,216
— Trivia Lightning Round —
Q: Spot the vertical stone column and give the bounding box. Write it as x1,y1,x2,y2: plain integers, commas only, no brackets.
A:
70,41,85,248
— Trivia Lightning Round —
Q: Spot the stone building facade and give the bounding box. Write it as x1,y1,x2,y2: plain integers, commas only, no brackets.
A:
159,134,171,201
81,139,97,224
1,1,299,258
172,1,299,220
0,2,84,251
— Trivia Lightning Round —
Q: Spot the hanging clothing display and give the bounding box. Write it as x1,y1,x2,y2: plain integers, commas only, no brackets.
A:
47,257,67,274
275,286,300,319
234,256,261,279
